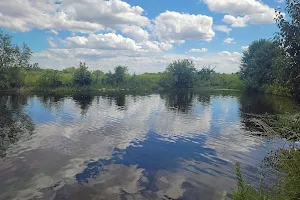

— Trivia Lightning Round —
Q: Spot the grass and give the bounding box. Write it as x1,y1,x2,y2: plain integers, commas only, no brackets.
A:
232,114,300,200
232,163,271,200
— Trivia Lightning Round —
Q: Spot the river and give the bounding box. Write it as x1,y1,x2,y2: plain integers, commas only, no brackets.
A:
0,91,299,200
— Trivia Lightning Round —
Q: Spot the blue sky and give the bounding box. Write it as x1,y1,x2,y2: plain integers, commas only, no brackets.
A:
0,0,286,73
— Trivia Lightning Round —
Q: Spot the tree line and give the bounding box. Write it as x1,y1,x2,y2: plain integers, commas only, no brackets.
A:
0,31,242,91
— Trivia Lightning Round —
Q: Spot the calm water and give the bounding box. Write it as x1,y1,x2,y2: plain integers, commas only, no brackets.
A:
0,91,299,200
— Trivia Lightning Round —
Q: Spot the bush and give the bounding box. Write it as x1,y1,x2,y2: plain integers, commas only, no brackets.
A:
73,62,92,86
37,70,62,88
263,84,291,97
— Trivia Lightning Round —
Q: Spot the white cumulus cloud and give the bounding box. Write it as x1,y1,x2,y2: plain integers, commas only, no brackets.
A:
65,33,173,53
188,48,208,53
47,37,57,48
0,0,149,33
213,25,232,33
222,15,248,27
242,46,249,51
203,0,279,27
65,33,141,51
154,11,215,44
121,25,149,42
224,38,235,44
218,51,242,63
218,51,231,56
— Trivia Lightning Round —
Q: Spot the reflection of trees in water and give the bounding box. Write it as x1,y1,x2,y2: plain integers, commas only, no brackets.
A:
239,92,278,133
240,92,300,115
72,93,94,115
197,92,211,106
239,92,300,133
106,93,126,110
161,91,194,113
36,93,65,110
161,91,214,113
239,92,277,115
0,94,35,157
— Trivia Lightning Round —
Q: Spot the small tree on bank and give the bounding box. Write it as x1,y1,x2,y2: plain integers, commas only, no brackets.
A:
159,59,197,89
73,62,92,86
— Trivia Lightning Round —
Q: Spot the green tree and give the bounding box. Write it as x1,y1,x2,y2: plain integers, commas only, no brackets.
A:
114,66,128,85
63,67,76,74
38,69,62,88
0,30,31,88
103,66,128,86
240,39,279,90
159,59,197,89
73,62,92,86
275,0,300,99
197,67,215,86
92,70,104,84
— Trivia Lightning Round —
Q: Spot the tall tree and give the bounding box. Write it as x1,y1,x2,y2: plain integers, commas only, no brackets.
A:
240,39,279,90
73,62,92,86
159,59,197,89
114,66,128,85
275,0,300,98
93,70,104,84
0,30,31,88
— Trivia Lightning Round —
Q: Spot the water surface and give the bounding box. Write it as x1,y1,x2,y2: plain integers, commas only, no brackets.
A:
0,91,298,200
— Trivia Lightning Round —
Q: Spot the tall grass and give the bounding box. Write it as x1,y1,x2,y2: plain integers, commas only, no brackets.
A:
232,114,300,200
232,163,270,200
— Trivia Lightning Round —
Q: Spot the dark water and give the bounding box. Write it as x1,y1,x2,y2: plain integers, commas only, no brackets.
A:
0,91,299,200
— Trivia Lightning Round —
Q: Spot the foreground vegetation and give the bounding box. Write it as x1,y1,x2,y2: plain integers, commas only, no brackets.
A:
232,1,300,199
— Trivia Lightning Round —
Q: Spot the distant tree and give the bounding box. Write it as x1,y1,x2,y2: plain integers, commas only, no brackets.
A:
197,66,215,85
159,59,197,89
0,30,31,88
38,69,62,88
73,62,92,86
92,70,104,84
114,66,128,84
275,0,300,99
63,67,76,74
240,39,279,90
103,66,128,86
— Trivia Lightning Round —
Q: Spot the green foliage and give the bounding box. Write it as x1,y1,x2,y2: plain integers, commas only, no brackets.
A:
159,59,197,89
0,30,31,70
73,62,92,86
240,39,279,90
210,73,243,89
37,69,63,88
104,66,128,86
233,148,300,200
263,84,291,97
92,70,104,84
114,66,128,84
232,163,270,200
233,112,300,200
275,0,300,99
277,149,300,200
264,114,300,141
0,30,31,89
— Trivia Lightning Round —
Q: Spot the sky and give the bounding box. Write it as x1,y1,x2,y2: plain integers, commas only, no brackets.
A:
0,0,286,74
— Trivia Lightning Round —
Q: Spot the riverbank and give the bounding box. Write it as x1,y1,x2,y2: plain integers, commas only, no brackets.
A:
232,113,300,200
